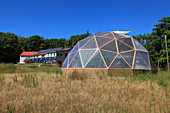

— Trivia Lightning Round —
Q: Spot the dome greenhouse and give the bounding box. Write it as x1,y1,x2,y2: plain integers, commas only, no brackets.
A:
62,31,151,70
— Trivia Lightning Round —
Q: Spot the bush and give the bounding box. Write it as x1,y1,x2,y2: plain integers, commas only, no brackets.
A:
24,58,30,63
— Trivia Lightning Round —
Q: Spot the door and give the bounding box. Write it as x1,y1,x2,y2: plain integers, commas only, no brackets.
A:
58,61,62,66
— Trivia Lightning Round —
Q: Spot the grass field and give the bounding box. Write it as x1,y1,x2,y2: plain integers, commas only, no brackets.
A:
0,63,169,113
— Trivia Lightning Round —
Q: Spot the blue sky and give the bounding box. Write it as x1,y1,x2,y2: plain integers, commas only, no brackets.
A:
0,0,170,39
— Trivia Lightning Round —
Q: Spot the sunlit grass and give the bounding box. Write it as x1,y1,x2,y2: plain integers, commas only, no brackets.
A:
0,63,169,112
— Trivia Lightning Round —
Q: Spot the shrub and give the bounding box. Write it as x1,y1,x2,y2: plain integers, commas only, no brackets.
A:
24,58,30,63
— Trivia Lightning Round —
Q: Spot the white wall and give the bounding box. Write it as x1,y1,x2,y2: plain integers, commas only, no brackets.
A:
19,56,31,64
50,52,56,57
49,53,52,57
38,55,42,58
44,54,48,57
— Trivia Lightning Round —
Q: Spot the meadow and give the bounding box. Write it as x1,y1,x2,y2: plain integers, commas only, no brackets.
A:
0,63,169,113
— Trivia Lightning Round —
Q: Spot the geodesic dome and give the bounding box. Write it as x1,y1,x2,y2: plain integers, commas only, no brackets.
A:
62,31,151,70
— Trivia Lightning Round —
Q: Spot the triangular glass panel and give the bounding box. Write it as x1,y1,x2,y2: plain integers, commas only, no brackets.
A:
70,43,78,54
118,38,134,48
94,32,103,36
100,50,117,67
82,37,97,49
138,51,150,66
68,52,77,65
69,52,82,68
117,40,133,52
133,39,147,51
80,49,97,67
79,38,90,49
62,57,68,68
96,37,113,47
134,52,148,69
101,40,117,52
120,51,134,67
83,35,94,40
97,32,115,38
85,51,106,68
113,33,129,38
110,55,130,68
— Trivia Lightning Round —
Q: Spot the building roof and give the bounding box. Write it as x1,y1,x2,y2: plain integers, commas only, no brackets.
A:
38,52,47,55
56,48,72,52
20,52,38,56
38,47,63,53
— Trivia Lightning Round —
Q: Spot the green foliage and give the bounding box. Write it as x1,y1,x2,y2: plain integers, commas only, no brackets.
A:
0,31,90,63
133,16,170,69
44,38,66,49
0,75,5,88
40,67,62,74
130,72,169,88
0,63,16,74
7,104,15,113
27,65,37,68
26,35,44,51
21,74,39,88
18,36,27,52
65,30,90,48
0,32,18,63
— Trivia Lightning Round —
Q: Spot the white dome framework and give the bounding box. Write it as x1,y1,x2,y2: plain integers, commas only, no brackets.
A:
62,31,151,70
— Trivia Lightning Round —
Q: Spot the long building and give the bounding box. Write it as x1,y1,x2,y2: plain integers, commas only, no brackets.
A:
19,48,72,65
32,47,72,65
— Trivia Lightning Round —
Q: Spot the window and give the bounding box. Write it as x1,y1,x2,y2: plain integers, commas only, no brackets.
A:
60,53,62,56
57,53,59,56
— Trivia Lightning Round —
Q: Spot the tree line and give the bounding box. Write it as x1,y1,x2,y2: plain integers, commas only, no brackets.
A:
133,16,170,69
0,16,169,69
0,31,90,63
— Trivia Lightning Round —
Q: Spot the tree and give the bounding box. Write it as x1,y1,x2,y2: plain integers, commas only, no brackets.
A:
0,32,18,63
65,30,90,48
44,38,66,49
26,35,45,51
18,36,27,51
133,16,170,69
58,38,66,48
152,16,170,69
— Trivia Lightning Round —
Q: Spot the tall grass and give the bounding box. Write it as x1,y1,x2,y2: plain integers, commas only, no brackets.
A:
21,74,39,88
0,63,169,112
0,72,169,113
122,71,170,99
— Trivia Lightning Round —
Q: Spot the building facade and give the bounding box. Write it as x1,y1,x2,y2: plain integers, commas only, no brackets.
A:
19,52,38,64
31,48,72,65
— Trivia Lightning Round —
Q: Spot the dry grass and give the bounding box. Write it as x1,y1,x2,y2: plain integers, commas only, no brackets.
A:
0,71,169,113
